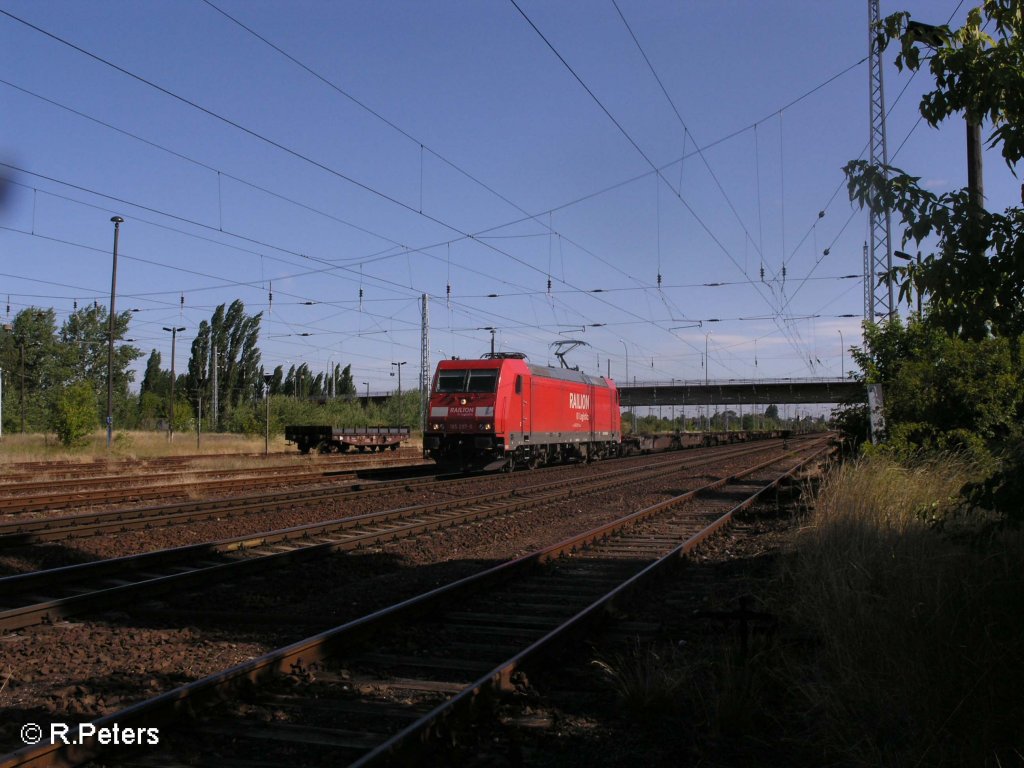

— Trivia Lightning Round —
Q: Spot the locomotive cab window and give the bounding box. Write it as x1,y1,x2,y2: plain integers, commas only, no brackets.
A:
436,369,499,393
466,370,499,392
437,370,467,393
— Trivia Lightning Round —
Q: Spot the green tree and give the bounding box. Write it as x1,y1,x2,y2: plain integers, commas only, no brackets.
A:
59,305,141,426
52,381,98,447
140,350,169,398
846,3,1024,339
338,363,356,398
185,300,263,428
851,317,1021,462
269,364,284,395
844,3,1024,521
1,308,61,432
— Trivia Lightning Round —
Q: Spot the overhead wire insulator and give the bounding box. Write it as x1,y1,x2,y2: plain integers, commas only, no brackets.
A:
268,281,273,311
759,264,765,281
657,272,662,288
359,287,364,311
782,264,787,282
547,277,552,295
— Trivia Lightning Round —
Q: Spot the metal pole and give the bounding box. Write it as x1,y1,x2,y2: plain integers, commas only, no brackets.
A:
619,339,630,432
704,332,711,432
163,326,185,441
169,330,176,441
19,343,25,433
107,216,123,448
197,396,202,450
212,348,218,431
838,330,845,379
391,361,406,397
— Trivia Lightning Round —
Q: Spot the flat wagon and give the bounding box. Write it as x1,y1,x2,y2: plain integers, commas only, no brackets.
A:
284,425,411,454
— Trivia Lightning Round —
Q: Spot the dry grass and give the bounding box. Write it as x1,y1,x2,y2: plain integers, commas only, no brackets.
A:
592,640,686,713
780,455,1024,767
0,430,288,464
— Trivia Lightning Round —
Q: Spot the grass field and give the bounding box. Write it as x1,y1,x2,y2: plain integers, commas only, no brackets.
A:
0,430,290,463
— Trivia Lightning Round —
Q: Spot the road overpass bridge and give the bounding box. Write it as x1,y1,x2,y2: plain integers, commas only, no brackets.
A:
619,377,864,408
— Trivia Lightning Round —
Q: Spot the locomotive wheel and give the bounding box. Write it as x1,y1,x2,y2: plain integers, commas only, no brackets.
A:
389,444,398,451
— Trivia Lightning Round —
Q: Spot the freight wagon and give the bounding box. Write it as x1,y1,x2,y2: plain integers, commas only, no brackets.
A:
285,425,411,454
424,352,620,470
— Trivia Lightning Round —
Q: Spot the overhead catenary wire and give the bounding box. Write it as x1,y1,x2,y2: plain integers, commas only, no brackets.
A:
1,5,878,382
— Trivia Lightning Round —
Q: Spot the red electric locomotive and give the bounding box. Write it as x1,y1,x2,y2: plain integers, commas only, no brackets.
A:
424,352,621,469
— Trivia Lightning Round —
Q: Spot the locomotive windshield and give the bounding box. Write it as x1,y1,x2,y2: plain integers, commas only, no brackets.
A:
435,369,499,393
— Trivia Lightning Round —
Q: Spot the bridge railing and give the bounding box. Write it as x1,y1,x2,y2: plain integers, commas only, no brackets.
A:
619,376,855,388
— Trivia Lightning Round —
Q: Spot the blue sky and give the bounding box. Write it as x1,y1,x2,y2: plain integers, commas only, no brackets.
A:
0,0,1009,398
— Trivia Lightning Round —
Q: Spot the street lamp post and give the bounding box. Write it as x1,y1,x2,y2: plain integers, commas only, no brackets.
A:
391,361,407,397
263,373,274,456
670,378,676,427
619,339,635,432
19,342,26,433
838,329,845,379
162,326,185,441
704,332,711,432
362,381,370,408
107,216,123,448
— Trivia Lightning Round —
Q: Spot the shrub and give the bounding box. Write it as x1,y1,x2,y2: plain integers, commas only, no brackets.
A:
51,381,98,448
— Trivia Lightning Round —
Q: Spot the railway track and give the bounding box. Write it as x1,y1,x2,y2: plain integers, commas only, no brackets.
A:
0,449,423,482
0,436,833,767
0,440,782,543
0,441,795,632
0,456,428,514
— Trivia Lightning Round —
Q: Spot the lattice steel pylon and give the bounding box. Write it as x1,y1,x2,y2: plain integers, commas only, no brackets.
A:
419,293,430,432
868,0,895,321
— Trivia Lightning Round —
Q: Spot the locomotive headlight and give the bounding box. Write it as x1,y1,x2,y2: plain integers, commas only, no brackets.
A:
460,398,467,405
480,422,493,431
432,423,441,431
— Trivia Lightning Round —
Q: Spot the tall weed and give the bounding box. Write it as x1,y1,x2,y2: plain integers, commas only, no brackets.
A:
783,455,1024,766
